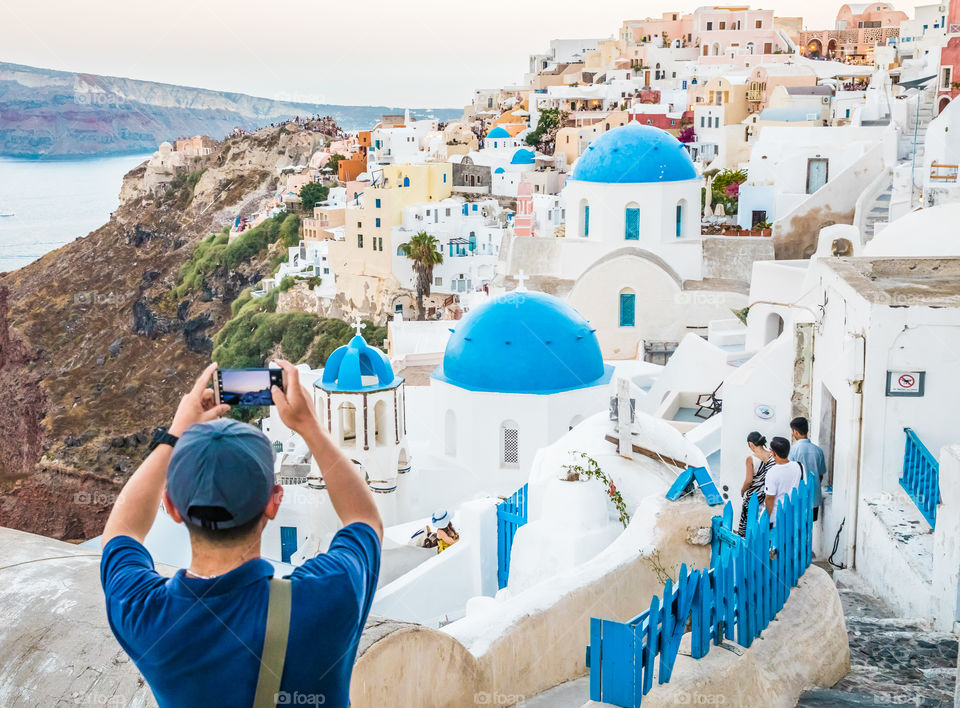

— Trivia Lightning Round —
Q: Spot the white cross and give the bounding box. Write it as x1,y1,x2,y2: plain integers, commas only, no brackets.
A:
516,269,528,292
352,315,367,337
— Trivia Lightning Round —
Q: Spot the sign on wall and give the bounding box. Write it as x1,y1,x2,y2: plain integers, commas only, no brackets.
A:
754,404,775,420
886,371,925,397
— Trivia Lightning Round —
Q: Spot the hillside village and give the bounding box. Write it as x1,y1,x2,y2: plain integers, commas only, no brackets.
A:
3,2,960,707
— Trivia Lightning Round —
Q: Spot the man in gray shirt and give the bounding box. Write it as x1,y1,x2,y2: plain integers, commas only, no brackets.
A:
789,416,826,520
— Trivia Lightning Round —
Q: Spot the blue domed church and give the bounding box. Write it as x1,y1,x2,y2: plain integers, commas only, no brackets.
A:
312,326,409,494
497,122,747,359
432,289,612,478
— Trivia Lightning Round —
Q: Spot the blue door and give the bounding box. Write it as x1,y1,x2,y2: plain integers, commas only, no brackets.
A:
280,526,298,563
619,293,636,327
624,208,640,240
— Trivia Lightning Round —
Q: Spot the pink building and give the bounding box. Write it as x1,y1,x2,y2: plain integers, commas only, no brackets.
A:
513,182,535,237
621,13,694,46
800,3,907,62
694,7,790,60
938,0,960,113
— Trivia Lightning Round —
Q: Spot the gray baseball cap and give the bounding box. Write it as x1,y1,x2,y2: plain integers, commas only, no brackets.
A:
167,418,276,529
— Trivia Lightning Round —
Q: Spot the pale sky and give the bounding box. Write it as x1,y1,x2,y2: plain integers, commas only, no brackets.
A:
0,0,917,108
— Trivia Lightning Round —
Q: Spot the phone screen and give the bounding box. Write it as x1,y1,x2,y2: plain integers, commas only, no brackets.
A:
216,368,284,406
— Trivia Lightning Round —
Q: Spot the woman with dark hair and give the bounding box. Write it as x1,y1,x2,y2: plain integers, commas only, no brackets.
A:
739,432,774,536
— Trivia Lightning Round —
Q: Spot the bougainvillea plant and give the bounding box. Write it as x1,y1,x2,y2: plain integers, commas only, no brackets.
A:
561,451,631,528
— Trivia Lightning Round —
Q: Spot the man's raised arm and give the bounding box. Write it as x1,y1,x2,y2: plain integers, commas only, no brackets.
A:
101,363,229,547
271,360,383,540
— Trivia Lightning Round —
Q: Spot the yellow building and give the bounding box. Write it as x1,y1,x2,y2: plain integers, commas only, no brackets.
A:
329,162,453,315
690,75,749,125
302,206,345,241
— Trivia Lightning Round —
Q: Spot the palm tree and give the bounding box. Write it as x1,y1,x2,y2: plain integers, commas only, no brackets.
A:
398,231,443,320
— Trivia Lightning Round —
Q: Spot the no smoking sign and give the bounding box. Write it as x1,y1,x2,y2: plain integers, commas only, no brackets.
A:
886,370,925,397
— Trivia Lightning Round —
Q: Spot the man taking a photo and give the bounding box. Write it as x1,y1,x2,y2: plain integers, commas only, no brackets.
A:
99,361,382,707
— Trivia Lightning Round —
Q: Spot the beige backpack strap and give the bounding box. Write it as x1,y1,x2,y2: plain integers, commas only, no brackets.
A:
253,577,292,708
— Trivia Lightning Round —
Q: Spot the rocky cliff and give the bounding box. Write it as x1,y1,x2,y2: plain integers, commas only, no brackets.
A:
0,61,460,158
0,122,329,539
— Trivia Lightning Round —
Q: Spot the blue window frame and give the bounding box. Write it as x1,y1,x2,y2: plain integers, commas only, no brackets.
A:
472,204,478,212
375,217,381,227
280,526,298,563
375,198,381,208
443,173,447,183
462,204,468,215
469,233,477,251
625,208,640,240
403,176,410,187
583,205,590,236
676,203,683,237
619,293,636,327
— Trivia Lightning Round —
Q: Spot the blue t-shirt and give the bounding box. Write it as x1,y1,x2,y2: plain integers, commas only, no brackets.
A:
100,522,380,708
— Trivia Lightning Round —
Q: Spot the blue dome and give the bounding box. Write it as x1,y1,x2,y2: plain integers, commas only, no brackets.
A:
510,148,535,165
433,292,613,394
494,167,505,174
486,126,510,139
571,123,696,183
318,335,400,392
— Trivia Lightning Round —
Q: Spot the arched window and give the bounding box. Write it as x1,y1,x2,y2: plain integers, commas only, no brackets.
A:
338,402,357,446
676,200,686,238
501,420,519,467
374,400,388,446
764,312,785,344
397,245,406,256
625,203,640,240
619,289,636,327
444,410,457,456
580,200,590,237
746,42,755,55
403,176,410,187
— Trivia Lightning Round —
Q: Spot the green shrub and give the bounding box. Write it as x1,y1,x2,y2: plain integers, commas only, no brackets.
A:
173,213,300,299
299,182,329,212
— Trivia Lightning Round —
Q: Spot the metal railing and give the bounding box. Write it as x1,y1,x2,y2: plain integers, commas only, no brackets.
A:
900,427,940,528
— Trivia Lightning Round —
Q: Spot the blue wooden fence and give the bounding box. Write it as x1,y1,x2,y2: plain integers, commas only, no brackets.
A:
586,476,814,707
497,483,528,589
900,427,940,528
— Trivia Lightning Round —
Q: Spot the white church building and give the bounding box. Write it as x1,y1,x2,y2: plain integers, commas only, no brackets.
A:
498,122,747,359
431,288,614,479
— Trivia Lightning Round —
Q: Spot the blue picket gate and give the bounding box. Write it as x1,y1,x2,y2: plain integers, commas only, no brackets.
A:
496,484,528,589
587,476,814,707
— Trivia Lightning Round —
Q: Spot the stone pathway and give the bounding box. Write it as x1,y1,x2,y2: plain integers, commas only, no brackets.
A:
797,569,958,707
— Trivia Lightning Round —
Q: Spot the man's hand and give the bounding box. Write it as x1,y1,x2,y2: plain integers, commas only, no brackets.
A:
170,363,230,437
271,359,319,436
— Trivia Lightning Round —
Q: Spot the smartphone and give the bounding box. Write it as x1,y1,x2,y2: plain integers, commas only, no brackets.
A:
214,368,284,407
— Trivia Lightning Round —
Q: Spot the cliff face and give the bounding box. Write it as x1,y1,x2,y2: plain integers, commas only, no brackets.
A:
0,61,460,158
0,123,325,539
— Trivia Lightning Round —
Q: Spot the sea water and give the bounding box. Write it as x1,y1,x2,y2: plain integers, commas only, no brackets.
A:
0,153,151,273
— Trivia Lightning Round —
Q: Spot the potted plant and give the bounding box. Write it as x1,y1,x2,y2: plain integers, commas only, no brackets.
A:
755,219,772,236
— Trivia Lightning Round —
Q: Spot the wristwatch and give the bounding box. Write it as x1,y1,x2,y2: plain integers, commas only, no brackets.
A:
148,427,180,454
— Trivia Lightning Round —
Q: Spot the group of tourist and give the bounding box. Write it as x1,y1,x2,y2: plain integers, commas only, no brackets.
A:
738,417,827,536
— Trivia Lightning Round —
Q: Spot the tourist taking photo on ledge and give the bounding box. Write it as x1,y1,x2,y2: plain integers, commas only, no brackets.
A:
99,361,382,708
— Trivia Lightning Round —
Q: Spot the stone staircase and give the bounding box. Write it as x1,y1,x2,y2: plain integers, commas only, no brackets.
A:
797,571,958,707
862,176,893,242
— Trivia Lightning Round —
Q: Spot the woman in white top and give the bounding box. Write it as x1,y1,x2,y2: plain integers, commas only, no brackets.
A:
739,431,775,536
